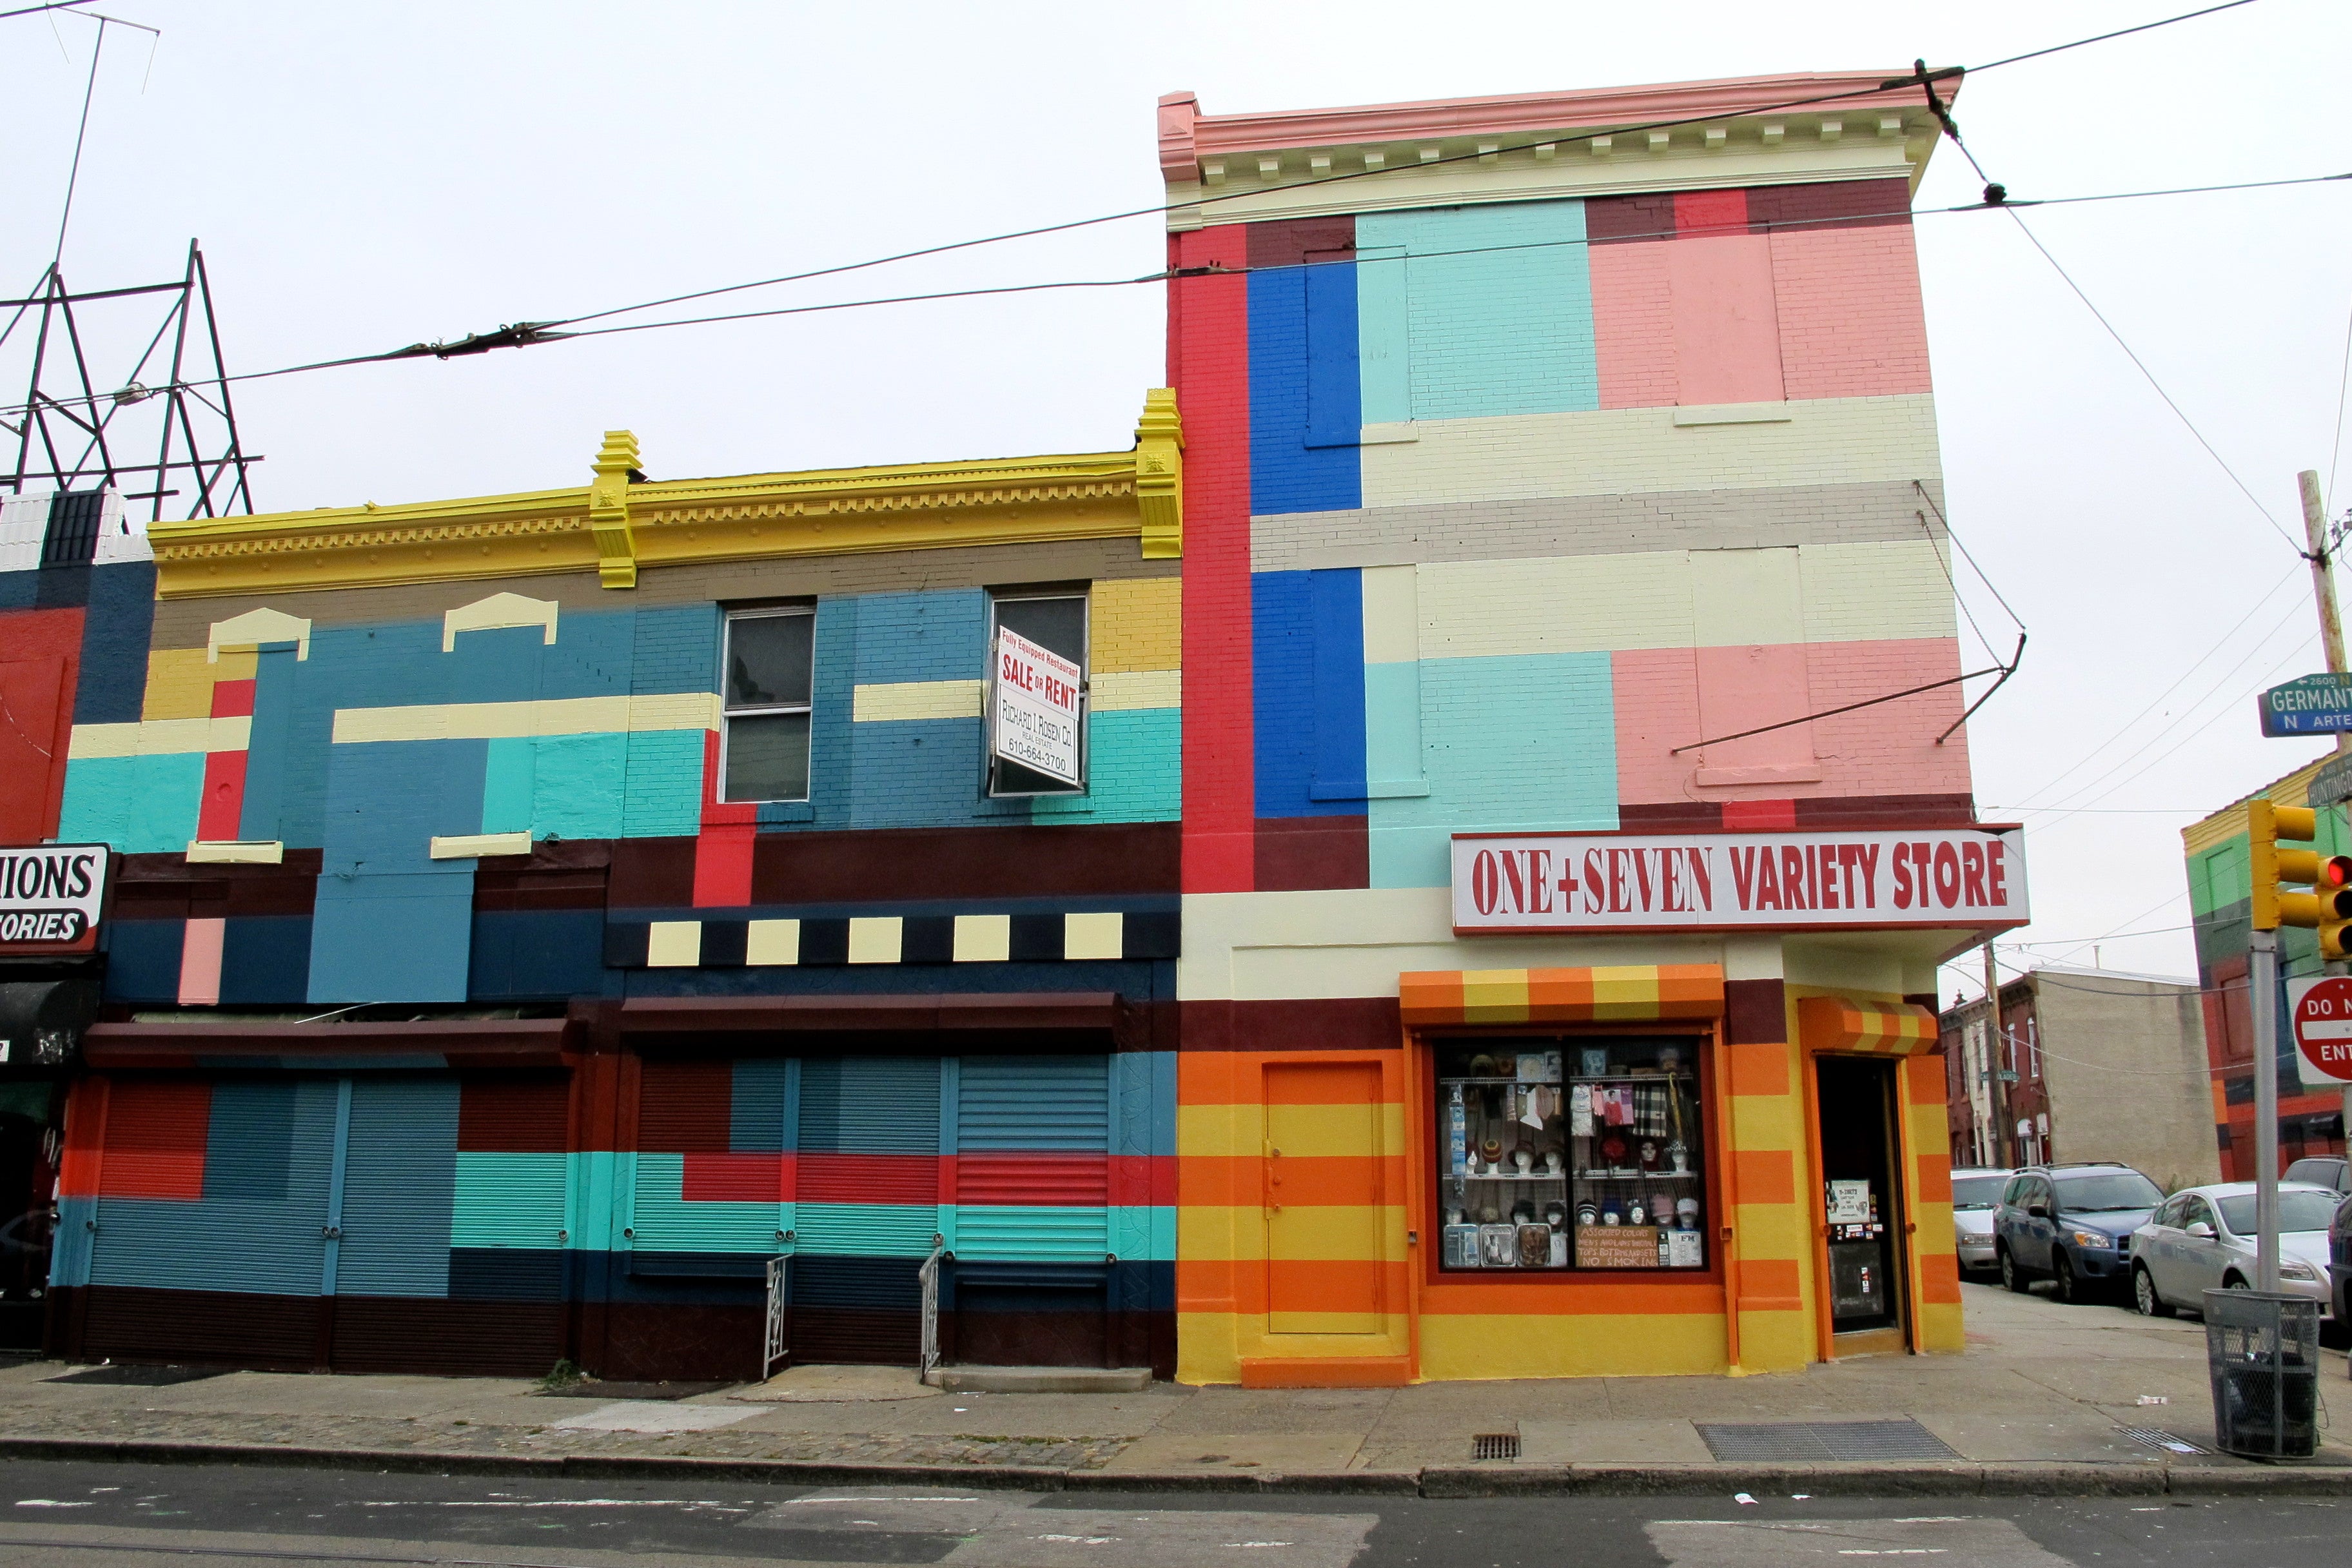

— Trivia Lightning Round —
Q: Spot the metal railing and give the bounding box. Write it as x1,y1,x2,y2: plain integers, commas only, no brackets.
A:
917,1237,947,1380
762,1254,789,1380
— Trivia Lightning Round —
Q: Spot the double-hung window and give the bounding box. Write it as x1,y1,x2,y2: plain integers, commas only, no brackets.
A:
721,607,814,803
986,589,1087,797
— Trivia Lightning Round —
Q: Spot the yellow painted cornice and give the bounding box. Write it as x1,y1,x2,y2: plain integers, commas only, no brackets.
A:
152,390,1183,598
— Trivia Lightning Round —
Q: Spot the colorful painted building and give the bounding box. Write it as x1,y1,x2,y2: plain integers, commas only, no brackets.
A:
2,401,1190,1378
2183,757,2351,1178
3,67,2033,1386
1159,73,2020,1382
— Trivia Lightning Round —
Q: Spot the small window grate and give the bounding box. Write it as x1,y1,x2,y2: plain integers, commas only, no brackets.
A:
2116,1426,2208,1455
1471,1431,1520,1461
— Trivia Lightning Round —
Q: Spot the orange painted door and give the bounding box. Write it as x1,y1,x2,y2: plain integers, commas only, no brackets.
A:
1264,1063,1382,1334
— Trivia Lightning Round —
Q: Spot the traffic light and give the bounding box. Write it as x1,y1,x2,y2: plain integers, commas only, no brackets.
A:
2248,798,2352,955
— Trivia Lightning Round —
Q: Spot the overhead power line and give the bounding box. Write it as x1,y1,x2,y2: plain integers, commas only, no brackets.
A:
5,168,2340,424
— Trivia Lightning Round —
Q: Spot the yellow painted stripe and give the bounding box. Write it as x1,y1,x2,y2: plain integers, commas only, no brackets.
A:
852,680,983,723
1177,1103,1406,1159
1092,669,1179,710
1177,1206,1408,1261
329,693,718,744
70,716,249,759
1418,1312,1727,1378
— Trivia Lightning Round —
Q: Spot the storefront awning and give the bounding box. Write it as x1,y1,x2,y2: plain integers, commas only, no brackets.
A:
1796,995,1938,1056
83,1017,579,1070
1399,965,1723,1027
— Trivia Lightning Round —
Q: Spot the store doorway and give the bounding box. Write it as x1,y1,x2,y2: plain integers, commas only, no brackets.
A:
1264,1063,1382,1335
1814,1055,1908,1355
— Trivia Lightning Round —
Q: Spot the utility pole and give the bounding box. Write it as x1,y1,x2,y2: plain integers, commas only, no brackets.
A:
2300,467,2352,1162
1983,939,2013,1167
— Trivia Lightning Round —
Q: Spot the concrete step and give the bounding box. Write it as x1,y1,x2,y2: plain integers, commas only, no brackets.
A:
921,1365,1154,1394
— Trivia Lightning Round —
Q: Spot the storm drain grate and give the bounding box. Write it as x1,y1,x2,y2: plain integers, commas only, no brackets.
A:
1696,1419,1961,1462
1471,1432,1520,1461
2116,1426,2208,1455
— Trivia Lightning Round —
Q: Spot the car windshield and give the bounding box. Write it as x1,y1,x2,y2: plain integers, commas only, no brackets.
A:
1951,1175,2006,1210
2054,1172,2162,1211
2216,1192,2338,1234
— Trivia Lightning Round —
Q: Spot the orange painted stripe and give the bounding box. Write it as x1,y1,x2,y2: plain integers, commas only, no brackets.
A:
1398,971,1466,1022
1179,1052,1405,1104
1180,1154,1402,1207
1904,1054,1945,1104
1263,1063,1400,1104
1732,1149,1796,1205
1727,1040,1790,1098
1916,1251,1961,1304
1912,1153,1952,1203
1738,1258,1802,1300
1179,1259,1409,1313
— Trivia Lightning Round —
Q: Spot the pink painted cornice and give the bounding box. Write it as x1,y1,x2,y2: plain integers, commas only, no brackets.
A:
1157,71,1955,181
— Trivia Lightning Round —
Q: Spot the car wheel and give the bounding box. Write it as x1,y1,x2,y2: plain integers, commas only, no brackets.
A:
2000,1247,2029,1293
2050,1250,2077,1304
2223,1273,2250,1290
2133,1264,2174,1318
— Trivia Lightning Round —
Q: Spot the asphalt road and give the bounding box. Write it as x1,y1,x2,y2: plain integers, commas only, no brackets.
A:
0,1458,2341,1567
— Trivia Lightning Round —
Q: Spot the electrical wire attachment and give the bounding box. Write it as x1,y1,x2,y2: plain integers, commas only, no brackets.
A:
385,321,571,360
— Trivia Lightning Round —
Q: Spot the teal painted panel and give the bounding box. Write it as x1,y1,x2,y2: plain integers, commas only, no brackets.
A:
798,1058,939,1155
453,1153,569,1249
627,1152,778,1252
481,738,535,836
620,729,704,838
57,752,203,854
533,731,629,840
1356,245,1409,425
792,1203,942,1257
1031,708,1179,824
572,1150,628,1249
957,1056,1108,1153
1357,202,1596,421
1368,651,1618,889
1364,660,1425,793
948,1204,1108,1261
336,1077,456,1298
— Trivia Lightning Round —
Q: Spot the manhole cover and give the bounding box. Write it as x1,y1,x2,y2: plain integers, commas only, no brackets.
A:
2116,1426,2208,1455
1696,1419,1961,1462
1472,1432,1520,1461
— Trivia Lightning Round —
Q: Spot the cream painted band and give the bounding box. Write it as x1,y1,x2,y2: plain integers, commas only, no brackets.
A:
442,591,558,651
1360,395,1940,510
1413,537,1955,659
851,671,1179,723
207,607,310,662
184,840,283,865
429,832,533,860
328,692,720,745
1250,478,1944,575
1166,133,1918,230
71,716,250,760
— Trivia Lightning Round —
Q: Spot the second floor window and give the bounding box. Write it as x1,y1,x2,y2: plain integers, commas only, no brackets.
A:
988,591,1086,796
723,607,814,803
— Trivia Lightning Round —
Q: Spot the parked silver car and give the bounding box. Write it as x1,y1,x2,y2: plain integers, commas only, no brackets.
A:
2130,1182,2335,1319
1951,1167,2012,1276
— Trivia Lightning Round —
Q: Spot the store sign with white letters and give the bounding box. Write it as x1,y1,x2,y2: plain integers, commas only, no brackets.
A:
1451,827,2028,934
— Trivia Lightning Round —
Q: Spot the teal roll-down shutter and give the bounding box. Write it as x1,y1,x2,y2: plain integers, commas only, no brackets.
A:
795,1057,939,1257
954,1055,1109,1260
334,1078,459,1298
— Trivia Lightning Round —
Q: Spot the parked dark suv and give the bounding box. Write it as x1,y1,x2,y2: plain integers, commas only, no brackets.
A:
1994,1162,2165,1304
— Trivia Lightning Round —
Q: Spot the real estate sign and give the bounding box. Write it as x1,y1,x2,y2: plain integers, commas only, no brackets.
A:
990,625,1083,787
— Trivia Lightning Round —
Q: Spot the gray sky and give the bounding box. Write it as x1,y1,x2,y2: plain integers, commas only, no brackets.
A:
8,1,2349,992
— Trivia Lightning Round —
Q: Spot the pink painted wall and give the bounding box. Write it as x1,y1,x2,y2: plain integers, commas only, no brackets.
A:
1668,233,1786,406
1768,222,1934,400
1591,239,1675,409
1612,638,1971,804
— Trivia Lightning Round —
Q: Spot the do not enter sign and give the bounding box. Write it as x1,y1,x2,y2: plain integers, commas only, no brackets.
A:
2289,975,2352,1087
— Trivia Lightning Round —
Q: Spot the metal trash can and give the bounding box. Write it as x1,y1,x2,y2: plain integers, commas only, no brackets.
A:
2202,1289,2321,1459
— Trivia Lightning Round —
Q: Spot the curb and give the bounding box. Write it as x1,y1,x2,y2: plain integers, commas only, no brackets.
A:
3,1436,2350,1497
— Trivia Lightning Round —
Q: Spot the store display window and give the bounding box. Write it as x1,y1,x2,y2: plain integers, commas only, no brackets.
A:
1435,1036,1709,1273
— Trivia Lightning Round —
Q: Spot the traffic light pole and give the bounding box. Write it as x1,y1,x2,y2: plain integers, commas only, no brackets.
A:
2251,927,2282,1293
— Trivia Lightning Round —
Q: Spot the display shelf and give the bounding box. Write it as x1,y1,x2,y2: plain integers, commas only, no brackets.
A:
1573,1170,1698,1181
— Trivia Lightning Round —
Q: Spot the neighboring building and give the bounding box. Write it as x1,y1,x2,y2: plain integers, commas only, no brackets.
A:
9,403,1188,1379
1940,965,2220,1192
2183,756,2351,1179
1161,71,2015,1384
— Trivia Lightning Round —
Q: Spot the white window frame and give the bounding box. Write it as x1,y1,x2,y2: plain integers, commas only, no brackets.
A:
985,587,1088,798
720,605,815,805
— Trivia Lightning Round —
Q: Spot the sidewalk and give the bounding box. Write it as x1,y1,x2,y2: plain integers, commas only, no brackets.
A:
5,1283,2349,1496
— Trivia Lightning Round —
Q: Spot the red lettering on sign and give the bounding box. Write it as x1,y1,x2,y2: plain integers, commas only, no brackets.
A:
1856,843,1881,908
1730,847,1759,910
1583,850,1605,915
1687,848,1712,912
1471,850,1500,916
1608,848,1631,912
1986,842,2006,906
1932,842,1961,908
1781,847,1808,912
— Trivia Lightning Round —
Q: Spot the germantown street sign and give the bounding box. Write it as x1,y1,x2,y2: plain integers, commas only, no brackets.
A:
2259,673,2352,737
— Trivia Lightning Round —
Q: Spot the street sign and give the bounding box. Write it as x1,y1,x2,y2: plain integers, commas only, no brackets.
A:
2288,975,2352,1088
2310,752,2352,808
2259,673,2352,736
